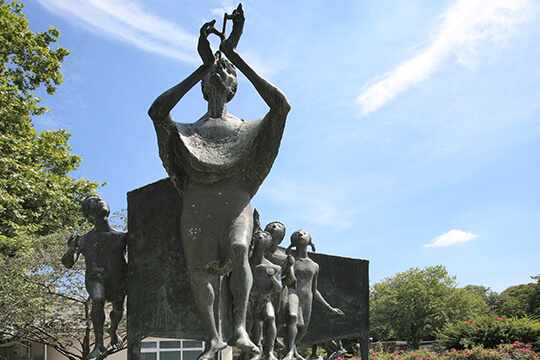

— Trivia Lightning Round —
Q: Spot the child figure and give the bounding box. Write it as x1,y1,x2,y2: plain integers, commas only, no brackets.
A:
283,230,344,360
243,211,283,360
263,220,296,352
264,221,296,290
247,227,283,360
62,195,128,359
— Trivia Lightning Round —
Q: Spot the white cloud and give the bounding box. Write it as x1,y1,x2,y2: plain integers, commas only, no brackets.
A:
36,0,199,63
210,3,237,17
356,0,533,117
424,229,478,247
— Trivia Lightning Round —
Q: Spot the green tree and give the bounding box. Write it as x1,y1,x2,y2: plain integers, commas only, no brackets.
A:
493,276,540,318
0,0,100,252
463,285,501,312
370,265,488,349
0,2,115,358
498,283,536,318
528,275,540,317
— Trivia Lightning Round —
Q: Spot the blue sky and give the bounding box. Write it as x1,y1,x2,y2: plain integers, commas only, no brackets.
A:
23,0,540,293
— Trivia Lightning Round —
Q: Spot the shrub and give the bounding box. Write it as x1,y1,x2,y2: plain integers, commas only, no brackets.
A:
367,342,537,359
438,315,540,350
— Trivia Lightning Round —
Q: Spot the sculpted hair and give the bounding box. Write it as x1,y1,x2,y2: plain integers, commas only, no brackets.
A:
286,230,316,254
81,195,110,223
201,56,238,102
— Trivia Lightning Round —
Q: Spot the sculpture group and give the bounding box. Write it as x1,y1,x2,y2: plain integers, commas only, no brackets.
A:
63,195,343,360
62,4,366,360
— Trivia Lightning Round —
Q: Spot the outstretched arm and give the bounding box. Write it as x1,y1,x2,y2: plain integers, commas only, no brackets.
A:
148,20,220,124
312,268,345,316
220,4,291,118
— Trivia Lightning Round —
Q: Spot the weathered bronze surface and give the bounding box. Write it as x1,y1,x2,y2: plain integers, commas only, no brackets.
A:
62,195,127,359
126,179,369,360
146,5,290,360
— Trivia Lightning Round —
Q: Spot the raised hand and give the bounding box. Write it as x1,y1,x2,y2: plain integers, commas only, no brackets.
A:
220,4,244,55
67,234,79,248
198,20,220,65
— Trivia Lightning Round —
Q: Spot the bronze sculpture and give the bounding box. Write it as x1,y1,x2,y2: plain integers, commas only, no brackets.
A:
147,4,290,359
282,230,344,360
248,221,282,360
62,195,127,359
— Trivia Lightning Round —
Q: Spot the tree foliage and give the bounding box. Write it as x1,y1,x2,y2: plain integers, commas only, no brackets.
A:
496,277,540,319
463,285,501,311
0,2,117,357
0,0,68,114
370,265,488,349
0,0,101,250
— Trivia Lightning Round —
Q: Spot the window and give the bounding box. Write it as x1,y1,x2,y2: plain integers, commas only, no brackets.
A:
141,339,204,360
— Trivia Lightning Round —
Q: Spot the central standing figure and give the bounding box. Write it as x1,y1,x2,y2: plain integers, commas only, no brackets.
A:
148,5,290,360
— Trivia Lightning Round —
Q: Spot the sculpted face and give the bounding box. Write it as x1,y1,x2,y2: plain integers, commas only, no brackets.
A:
290,230,311,247
82,195,110,224
252,230,272,253
201,57,238,102
265,222,285,244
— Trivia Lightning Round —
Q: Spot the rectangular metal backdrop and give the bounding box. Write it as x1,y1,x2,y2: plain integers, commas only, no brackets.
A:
127,179,369,360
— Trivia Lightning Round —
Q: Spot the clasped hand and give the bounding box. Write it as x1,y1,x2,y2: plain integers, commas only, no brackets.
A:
197,4,244,65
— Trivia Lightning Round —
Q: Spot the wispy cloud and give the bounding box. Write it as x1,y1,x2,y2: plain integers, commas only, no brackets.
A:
356,0,533,117
36,0,199,63
424,229,478,247
260,180,354,228
210,1,237,17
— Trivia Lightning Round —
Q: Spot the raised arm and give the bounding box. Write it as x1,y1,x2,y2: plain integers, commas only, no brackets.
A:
268,268,283,293
148,20,220,124
61,235,80,269
220,4,291,118
283,255,297,288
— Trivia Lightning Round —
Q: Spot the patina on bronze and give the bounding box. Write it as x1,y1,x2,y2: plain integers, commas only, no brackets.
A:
247,212,283,360
147,4,290,360
62,196,127,359
281,231,344,360
127,180,369,360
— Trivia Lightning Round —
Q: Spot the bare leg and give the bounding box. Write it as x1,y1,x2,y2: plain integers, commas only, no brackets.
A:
245,321,262,360
248,321,262,360
292,327,308,360
284,314,298,360
284,295,299,360
87,298,107,359
109,299,125,349
181,193,227,360
190,270,227,360
228,207,259,354
181,184,256,358
86,282,107,359
262,303,278,360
